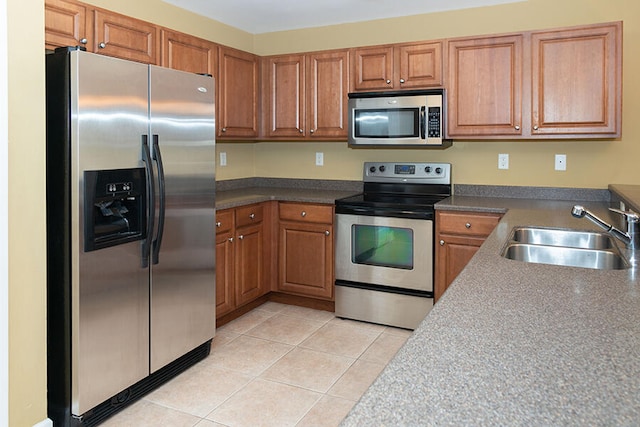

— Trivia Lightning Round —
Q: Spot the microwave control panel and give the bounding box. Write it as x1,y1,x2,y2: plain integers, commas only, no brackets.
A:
427,107,441,138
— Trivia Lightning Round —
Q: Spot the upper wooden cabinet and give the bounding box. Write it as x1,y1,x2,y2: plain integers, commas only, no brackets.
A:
264,50,349,140
447,22,622,139
94,10,159,64
45,0,158,64
161,30,216,75
351,41,443,91
447,34,524,137
45,0,93,51
218,47,260,139
530,23,621,137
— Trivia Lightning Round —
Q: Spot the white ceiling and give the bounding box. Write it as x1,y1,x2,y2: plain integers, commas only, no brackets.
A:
162,0,526,34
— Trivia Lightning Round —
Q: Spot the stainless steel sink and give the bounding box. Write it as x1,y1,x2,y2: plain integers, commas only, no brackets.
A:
502,226,629,270
502,243,629,270
510,226,617,250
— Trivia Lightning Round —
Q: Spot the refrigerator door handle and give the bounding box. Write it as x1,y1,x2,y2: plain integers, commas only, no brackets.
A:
151,134,165,265
141,135,155,268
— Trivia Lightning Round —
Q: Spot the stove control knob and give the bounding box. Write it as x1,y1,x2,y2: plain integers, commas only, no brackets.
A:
435,167,442,174
379,165,386,172
369,166,377,173
425,166,432,173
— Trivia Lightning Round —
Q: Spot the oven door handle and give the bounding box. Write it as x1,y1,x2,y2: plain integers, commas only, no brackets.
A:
420,106,426,139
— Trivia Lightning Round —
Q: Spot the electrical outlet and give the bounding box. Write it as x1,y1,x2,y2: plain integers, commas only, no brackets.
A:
555,154,566,171
315,152,324,166
220,152,227,166
498,153,509,170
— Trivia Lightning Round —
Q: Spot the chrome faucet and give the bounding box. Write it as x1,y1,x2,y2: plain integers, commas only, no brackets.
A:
571,205,640,250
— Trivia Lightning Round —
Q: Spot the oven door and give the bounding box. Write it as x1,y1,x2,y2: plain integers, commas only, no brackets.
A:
335,213,433,292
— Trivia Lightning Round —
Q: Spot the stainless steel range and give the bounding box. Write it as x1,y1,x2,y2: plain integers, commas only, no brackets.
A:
334,162,452,329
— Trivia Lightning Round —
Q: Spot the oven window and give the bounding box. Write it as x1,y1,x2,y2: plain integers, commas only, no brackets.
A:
351,224,413,269
354,108,420,138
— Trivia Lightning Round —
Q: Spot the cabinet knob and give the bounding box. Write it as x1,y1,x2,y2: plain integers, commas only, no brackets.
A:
400,78,405,84
325,230,330,236
98,42,106,49
439,240,445,246
238,235,244,240
465,222,471,229
385,79,391,85
299,129,304,133
533,125,539,130
515,125,520,130
301,211,306,217
249,213,255,219
228,237,234,242
80,38,88,44
310,129,315,134
222,128,227,132
216,221,221,227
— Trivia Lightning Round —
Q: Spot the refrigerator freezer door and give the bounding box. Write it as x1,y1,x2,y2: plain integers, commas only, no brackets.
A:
149,65,216,372
72,51,150,414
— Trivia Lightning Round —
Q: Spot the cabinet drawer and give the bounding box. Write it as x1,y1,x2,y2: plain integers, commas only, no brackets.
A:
235,204,264,227
279,203,333,224
437,211,501,236
215,209,234,234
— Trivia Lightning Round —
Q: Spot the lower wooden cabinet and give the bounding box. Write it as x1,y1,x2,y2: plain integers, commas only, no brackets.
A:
215,203,269,318
435,210,502,302
278,202,334,299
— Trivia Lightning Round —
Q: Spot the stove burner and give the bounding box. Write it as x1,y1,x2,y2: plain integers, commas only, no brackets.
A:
335,162,452,219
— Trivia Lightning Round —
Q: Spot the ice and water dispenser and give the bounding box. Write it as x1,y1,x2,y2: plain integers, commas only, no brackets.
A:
84,168,147,252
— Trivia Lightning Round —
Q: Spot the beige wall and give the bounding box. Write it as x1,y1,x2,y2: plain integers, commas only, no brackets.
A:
8,0,638,424
8,0,47,425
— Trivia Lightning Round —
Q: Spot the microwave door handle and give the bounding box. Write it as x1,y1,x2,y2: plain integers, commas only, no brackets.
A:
420,106,426,139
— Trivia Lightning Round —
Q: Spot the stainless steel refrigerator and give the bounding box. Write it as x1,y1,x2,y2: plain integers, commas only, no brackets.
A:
46,48,216,426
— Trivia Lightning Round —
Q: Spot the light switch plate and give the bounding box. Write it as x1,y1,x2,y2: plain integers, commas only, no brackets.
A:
220,152,227,166
555,154,566,171
315,152,324,166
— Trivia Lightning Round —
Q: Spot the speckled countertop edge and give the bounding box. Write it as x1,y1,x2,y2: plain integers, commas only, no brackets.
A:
341,192,640,426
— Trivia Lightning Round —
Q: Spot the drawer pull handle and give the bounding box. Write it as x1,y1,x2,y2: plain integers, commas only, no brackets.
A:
325,230,330,236
249,213,255,219
216,221,221,227
439,240,445,246
301,211,307,217
465,223,471,229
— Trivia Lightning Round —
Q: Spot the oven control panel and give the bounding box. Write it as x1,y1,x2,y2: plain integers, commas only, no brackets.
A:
363,162,451,184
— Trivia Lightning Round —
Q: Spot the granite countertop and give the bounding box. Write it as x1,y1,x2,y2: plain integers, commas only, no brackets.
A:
215,178,361,210
341,194,640,426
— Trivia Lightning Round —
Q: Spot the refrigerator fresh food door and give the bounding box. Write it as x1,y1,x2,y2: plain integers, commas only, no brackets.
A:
148,65,216,372
72,51,150,414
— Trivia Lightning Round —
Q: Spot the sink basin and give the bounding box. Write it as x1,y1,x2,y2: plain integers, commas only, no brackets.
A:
502,243,629,270
510,226,616,250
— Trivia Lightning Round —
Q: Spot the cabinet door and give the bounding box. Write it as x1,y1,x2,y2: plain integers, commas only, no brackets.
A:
307,50,349,139
351,46,394,91
435,235,485,302
235,223,265,306
266,55,305,137
94,9,159,64
396,42,443,89
447,35,523,137
218,47,259,138
161,30,216,75
530,23,621,137
279,221,333,299
45,0,93,51
215,230,235,318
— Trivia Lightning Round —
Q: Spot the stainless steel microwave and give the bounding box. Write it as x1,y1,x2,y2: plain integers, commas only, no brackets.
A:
348,89,450,148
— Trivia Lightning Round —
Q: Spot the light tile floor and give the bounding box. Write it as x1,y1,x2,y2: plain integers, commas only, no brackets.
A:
101,301,412,427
